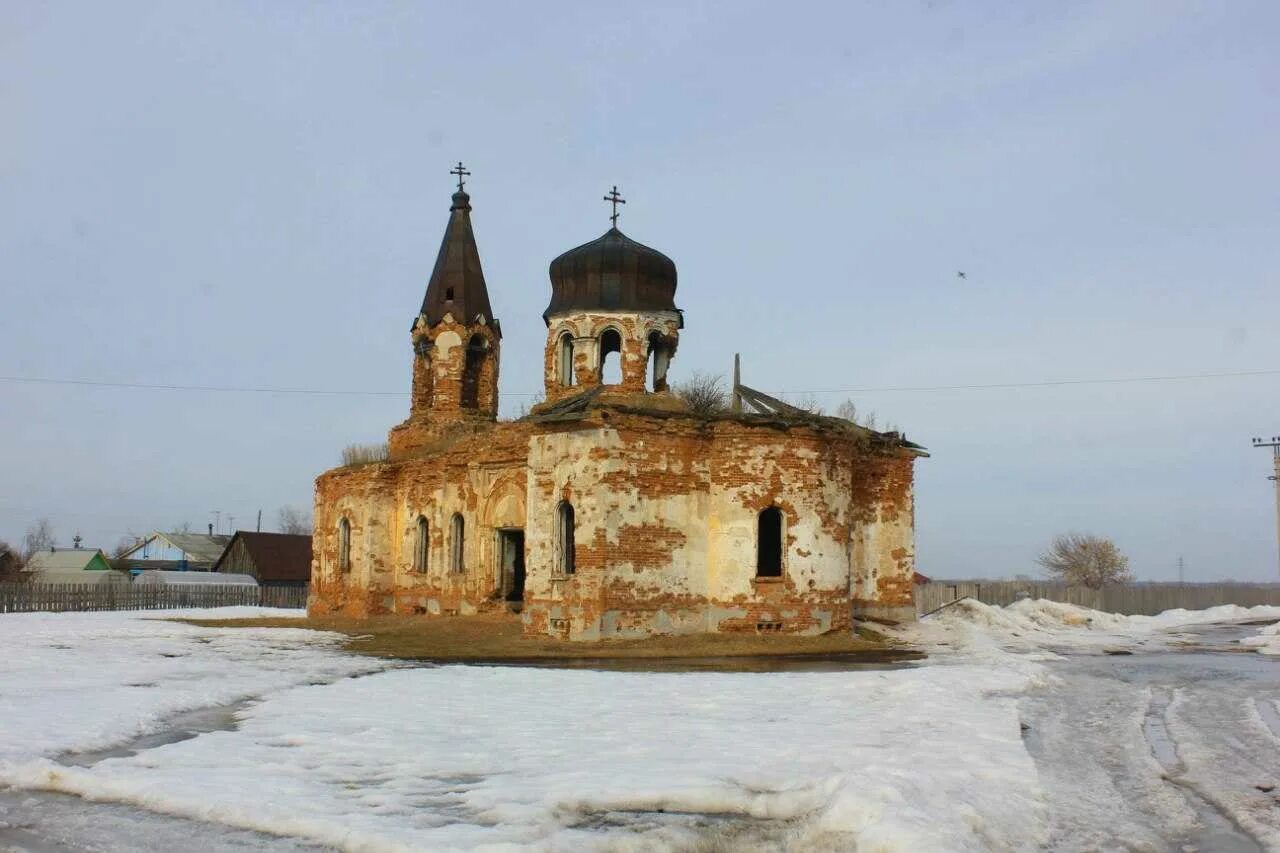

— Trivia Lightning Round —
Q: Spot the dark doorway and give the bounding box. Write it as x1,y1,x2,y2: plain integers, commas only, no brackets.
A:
498,529,526,608
757,507,783,577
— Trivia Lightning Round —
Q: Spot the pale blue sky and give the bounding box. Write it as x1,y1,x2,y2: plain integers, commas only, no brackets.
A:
2,1,1278,580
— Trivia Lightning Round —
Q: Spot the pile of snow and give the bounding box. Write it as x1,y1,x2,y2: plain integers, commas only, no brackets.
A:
1241,621,1280,655
913,597,1280,655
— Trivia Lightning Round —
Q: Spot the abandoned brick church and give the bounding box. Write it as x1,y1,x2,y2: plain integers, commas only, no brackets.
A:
309,173,926,639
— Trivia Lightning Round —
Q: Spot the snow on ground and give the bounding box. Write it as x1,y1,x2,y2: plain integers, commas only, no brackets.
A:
0,608,381,764
913,598,1280,852
1243,621,1280,655
0,608,1049,852
3,602,1279,852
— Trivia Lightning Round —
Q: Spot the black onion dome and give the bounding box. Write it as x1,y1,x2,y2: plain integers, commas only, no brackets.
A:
544,227,678,321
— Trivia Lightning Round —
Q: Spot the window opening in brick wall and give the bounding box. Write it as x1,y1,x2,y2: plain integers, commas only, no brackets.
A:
414,516,429,572
450,513,465,572
757,507,783,577
556,501,576,575
338,518,351,572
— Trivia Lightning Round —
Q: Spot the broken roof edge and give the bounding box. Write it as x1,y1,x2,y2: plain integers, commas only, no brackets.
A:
526,392,928,454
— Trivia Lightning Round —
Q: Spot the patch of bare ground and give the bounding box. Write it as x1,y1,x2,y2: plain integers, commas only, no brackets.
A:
176,612,920,665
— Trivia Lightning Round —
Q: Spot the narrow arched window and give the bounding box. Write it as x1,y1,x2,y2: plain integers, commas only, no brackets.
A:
461,335,485,409
414,516,429,572
450,513,465,573
338,518,351,572
556,501,576,576
558,332,575,386
756,507,782,577
599,328,623,385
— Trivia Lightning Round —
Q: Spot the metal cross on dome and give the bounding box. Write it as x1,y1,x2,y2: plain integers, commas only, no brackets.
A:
451,161,471,192
603,185,625,227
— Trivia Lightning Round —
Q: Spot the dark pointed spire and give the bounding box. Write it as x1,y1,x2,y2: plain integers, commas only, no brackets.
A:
417,166,497,335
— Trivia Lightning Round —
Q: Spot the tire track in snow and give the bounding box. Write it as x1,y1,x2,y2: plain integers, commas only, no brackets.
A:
1144,689,1262,853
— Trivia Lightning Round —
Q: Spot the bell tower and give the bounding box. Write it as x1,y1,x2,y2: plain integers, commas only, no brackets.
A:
540,186,682,405
390,164,501,457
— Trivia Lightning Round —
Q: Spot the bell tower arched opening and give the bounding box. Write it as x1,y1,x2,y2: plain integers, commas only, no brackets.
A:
558,332,575,386
599,328,623,385
647,331,671,392
460,334,486,409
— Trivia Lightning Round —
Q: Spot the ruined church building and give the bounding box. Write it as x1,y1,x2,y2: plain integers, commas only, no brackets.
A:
311,168,925,639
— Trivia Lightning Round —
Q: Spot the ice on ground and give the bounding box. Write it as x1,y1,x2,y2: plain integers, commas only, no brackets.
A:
1019,673,1201,851
1166,686,1280,849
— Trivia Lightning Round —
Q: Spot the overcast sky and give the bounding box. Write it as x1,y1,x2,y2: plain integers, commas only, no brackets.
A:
2,1,1278,580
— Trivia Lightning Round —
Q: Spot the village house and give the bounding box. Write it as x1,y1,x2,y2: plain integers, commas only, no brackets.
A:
213,531,312,588
310,173,926,640
115,530,231,574
24,546,115,576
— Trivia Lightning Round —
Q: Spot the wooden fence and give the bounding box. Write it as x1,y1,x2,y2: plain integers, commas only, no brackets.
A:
0,583,309,614
915,580,1280,617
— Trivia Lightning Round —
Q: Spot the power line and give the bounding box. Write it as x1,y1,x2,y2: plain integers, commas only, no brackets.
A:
0,375,404,397
799,368,1280,394
2,368,1278,399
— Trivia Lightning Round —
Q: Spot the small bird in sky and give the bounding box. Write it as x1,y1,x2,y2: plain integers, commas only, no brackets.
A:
956,270,967,280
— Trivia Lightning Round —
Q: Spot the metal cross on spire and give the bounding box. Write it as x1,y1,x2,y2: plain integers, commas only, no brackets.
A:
451,161,471,192
603,185,626,227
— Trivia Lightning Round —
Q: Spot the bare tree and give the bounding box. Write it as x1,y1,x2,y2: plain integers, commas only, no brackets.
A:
673,372,728,416
175,520,193,534
834,399,879,430
278,506,314,536
510,393,545,420
790,394,825,415
1037,533,1133,589
22,519,55,560
341,443,389,466
112,535,139,557
0,540,23,579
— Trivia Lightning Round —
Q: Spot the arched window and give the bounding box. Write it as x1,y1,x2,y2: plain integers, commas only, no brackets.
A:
756,507,782,577
558,332,575,386
450,513,465,573
414,516,429,573
338,518,351,572
647,331,670,392
556,501,576,576
461,334,485,408
599,328,623,385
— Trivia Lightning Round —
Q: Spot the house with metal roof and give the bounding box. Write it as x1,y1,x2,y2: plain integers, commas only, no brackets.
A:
25,548,115,575
115,531,232,573
212,531,311,588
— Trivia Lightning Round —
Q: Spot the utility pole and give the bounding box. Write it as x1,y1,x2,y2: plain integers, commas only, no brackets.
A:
1177,555,1184,585
256,509,262,532
227,515,235,535
1252,435,1280,577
